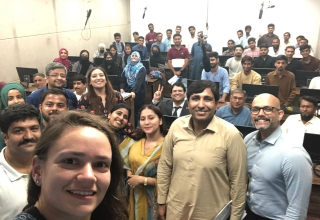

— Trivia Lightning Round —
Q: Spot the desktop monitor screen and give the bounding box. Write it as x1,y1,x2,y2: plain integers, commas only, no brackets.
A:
68,56,79,63
16,67,39,83
235,125,257,138
303,133,320,162
163,115,178,129
218,55,233,66
93,58,104,67
251,68,275,77
242,84,279,100
294,70,320,87
125,42,138,48
300,88,320,102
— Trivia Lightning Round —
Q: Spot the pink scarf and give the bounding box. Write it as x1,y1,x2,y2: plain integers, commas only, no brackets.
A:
54,48,71,70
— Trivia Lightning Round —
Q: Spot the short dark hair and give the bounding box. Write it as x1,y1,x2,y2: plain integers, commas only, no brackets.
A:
72,74,86,84
132,31,139,35
248,37,256,44
245,25,252,30
148,23,153,27
299,96,318,108
272,38,280,42
241,55,253,64
187,80,219,102
114,33,121,38
230,88,247,99
208,52,219,59
156,32,163,37
237,30,243,34
234,44,244,51
301,38,309,43
138,36,144,40
110,103,131,120
296,35,305,39
259,43,269,49
300,44,311,51
166,29,172,33
274,55,288,64
171,82,186,93
33,73,45,78
40,88,69,105
285,46,295,51
268,23,275,28
0,104,41,134
284,32,291,37
176,25,181,29
228,39,235,44
173,33,182,39
188,26,195,30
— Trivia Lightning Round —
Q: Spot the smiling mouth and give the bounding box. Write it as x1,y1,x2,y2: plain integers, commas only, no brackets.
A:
68,190,96,196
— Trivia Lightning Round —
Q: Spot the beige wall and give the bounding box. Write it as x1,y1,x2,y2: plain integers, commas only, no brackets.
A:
0,0,131,83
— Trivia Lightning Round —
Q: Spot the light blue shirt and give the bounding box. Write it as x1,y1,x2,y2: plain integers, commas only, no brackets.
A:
163,38,172,51
215,105,252,126
151,42,168,52
201,66,230,95
244,127,312,220
131,45,148,60
235,37,246,47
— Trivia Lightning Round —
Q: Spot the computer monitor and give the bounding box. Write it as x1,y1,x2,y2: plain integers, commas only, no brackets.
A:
125,42,138,48
187,79,219,92
235,125,257,138
146,43,153,52
68,56,79,63
163,115,178,129
242,84,279,102
303,133,320,162
218,55,233,66
16,67,39,84
252,68,275,77
107,75,120,91
93,58,104,67
300,88,320,102
141,60,150,73
294,70,320,87
66,72,78,89
222,47,228,53
132,50,143,59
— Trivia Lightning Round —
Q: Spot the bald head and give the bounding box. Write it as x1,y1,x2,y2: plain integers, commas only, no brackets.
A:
252,93,280,109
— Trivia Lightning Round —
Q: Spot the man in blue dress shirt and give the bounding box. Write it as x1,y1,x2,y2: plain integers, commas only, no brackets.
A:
131,36,148,60
244,93,312,220
215,89,252,126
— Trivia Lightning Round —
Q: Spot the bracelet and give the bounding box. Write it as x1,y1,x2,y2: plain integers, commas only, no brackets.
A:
144,177,148,186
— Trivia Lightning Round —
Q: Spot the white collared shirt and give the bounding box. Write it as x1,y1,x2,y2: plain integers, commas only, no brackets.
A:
0,148,29,220
268,46,285,57
172,100,186,117
281,114,320,145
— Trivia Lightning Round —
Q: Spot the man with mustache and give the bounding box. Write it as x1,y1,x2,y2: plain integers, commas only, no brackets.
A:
268,38,284,57
244,93,312,220
39,89,69,129
281,95,320,144
72,74,87,101
158,80,247,220
265,55,296,106
0,104,41,220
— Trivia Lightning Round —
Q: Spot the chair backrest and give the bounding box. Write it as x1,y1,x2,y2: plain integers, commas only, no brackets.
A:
66,71,79,89
294,70,320,87
108,75,120,91
93,58,104,67
235,125,257,139
163,115,178,129
303,133,320,162
222,47,228,53
218,55,233,66
242,84,279,103
300,88,320,102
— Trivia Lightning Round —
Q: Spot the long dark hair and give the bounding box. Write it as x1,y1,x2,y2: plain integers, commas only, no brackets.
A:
130,104,167,140
26,111,128,219
87,67,117,114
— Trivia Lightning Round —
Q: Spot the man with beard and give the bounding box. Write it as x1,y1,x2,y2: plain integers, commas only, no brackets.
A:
282,95,320,144
0,104,41,220
284,46,305,72
244,93,312,220
152,82,189,117
157,80,247,220
253,44,275,68
167,34,189,82
230,56,261,91
72,74,87,101
215,89,252,126
268,38,284,57
299,44,320,71
222,39,235,55
225,45,244,79
243,38,260,58
145,23,157,44
27,62,77,109
259,23,279,47
39,89,69,129
295,38,315,58
201,52,229,103
265,55,296,106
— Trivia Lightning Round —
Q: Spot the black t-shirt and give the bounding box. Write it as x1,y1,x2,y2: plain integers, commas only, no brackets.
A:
286,59,305,73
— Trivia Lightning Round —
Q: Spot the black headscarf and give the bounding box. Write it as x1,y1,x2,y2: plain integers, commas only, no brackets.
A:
100,52,121,76
150,45,165,67
79,50,92,76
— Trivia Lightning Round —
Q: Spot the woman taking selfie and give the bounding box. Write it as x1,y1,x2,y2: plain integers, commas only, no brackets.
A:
13,111,128,220
120,104,167,220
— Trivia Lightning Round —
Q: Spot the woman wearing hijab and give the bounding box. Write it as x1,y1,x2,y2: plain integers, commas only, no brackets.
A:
100,52,121,76
72,50,93,76
123,44,132,67
120,51,146,127
53,48,72,71
0,83,27,150
93,43,106,59
149,45,166,85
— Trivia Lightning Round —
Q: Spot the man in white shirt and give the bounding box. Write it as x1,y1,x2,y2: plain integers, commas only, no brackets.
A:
282,95,320,144
268,38,284,57
72,74,87,100
283,32,294,47
235,30,245,47
294,38,315,58
225,45,244,79
186,26,198,53
0,104,41,220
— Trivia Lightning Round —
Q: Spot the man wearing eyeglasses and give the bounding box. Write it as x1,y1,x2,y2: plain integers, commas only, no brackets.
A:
27,62,77,109
243,93,312,220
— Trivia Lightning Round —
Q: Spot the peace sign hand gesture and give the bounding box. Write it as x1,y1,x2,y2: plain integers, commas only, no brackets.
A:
153,85,163,102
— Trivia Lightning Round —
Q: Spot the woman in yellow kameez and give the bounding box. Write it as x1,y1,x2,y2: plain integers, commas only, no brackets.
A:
120,104,167,220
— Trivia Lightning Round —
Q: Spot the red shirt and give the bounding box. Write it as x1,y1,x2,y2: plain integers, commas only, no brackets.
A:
145,32,157,44
167,46,189,60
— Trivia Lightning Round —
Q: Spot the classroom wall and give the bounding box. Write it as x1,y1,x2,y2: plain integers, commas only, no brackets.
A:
0,0,131,83
130,0,319,56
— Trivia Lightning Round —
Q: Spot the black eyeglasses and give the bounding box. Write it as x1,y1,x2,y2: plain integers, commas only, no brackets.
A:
250,106,280,115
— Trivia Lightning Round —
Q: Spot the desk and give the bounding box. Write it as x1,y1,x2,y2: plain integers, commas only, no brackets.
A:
24,83,37,95
146,77,161,103
124,95,135,127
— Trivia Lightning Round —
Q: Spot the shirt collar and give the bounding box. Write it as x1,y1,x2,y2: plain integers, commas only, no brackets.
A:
273,70,288,76
183,115,218,133
254,126,282,145
298,115,318,124
0,148,28,182
173,100,185,108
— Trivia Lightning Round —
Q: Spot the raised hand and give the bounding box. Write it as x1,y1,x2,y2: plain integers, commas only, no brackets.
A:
153,84,163,101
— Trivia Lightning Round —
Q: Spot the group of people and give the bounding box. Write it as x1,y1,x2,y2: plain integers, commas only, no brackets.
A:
0,21,319,220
